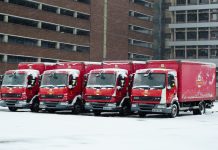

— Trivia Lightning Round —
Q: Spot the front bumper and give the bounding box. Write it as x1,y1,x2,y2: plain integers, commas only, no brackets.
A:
131,103,172,114
39,101,74,110
85,102,121,112
0,100,30,108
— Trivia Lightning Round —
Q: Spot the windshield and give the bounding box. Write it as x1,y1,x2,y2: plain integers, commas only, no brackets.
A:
133,73,166,89
2,73,27,86
41,73,68,87
87,73,116,88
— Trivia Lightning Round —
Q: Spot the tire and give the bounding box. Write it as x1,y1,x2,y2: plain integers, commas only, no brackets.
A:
72,102,82,114
93,110,101,116
193,102,205,115
30,101,40,112
46,109,56,113
169,104,178,118
8,107,17,112
119,102,131,116
138,112,147,118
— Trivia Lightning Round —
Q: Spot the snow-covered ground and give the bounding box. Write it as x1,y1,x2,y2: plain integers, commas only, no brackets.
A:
0,102,218,150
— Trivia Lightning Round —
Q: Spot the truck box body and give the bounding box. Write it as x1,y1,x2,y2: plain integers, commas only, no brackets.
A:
131,60,216,117
146,60,216,102
39,62,102,112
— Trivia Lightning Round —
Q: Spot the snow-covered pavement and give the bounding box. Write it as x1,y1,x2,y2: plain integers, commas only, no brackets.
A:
0,102,218,150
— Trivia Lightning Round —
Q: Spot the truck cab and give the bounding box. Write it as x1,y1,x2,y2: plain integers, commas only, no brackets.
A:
39,62,102,113
131,68,178,117
84,68,131,116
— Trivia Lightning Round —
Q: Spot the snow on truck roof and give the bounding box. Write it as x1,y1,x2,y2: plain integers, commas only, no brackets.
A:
90,68,128,74
136,68,175,73
103,60,146,64
59,61,101,65
43,69,80,77
19,62,56,66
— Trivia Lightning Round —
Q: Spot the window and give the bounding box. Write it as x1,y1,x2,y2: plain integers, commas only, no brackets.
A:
176,32,185,41
130,11,153,21
132,40,152,48
60,9,75,17
60,43,75,52
133,0,153,8
188,0,197,5
187,49,197,58
130,25,152,35
77,13,90,20
0,55,4,62
77,0,90,4
187,29,197,40
60,27,75,35
187,10,197,22
211,27,218,40
211,49,218,58
41,23,56,31
198,49,208,58
199,31,208,40
41,41,56,49
77,46,90,52
0,34,3,42
8,36,37,46
176,11,186,23
199,10,209,22
42,5,57,13
177,0,186,5
175,50,185,58
41,58,57,63
199,0,209,4
7,55,37,63
9,0,38,9
131,53,150,61
0,14,3,21
8,16,38,27
77,29,90,36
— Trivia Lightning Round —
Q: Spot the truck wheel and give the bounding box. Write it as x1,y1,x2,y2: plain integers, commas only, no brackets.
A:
46,109,55,113
72,103,82,114
194,102,206,115
169,104,178,118
119,103,131,116
138,112,147,118
8,107,17,112
30,101,40,112
93,110,101,116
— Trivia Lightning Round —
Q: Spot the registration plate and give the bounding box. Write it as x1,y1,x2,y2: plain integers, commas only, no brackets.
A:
152,109,163,112
103,107,113,110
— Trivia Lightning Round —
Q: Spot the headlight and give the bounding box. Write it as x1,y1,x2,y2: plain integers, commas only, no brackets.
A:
40,102,44,105
85,102,91,106
107,103,116,107
157,104,166,109
57,95,64,99
18,101,27,105
1,94,7,97
132,104,137,107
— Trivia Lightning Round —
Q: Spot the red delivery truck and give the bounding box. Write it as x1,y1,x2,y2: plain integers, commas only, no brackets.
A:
131,60,216,118
0,62,57,112
84,61,147,116
38,62,102,113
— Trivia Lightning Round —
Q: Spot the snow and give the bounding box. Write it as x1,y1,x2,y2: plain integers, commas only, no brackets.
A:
0,102,218,150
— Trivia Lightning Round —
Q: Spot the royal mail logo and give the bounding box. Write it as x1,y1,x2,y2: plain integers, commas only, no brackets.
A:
196,74,203,88
115,64,119,68
143,90,148,96
96,89,101,95
8,88,13,93
48,89,53,95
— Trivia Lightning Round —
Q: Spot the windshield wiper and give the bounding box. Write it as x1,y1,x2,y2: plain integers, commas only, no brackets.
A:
40,85,55,88
133,86,150,89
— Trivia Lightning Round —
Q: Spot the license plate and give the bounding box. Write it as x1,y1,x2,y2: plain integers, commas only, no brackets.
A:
103,107,112,110
152,109,162,112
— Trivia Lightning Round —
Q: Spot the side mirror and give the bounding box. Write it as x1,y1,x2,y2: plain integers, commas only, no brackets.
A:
167,85,172,90
68,85,73,89
117,86,121,91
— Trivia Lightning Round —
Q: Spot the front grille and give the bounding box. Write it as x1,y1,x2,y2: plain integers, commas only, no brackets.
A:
5,100,17,106
44,102,59,107
91,103,106,109
139,104,155,110
2,93,22,98
41,95,63,99
133,96,161,101
87,95,111,100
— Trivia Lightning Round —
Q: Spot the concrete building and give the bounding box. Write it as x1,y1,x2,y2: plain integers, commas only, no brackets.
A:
0,0,154,74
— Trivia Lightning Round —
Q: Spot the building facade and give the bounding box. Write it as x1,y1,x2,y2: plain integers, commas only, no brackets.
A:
165,0,218,60
0,0,154,73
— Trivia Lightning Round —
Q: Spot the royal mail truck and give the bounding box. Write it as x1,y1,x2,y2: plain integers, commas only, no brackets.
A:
0,62,57,112
131,60,216,118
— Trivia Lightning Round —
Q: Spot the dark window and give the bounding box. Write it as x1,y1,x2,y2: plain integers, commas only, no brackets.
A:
199,0,209,4
60,43,74,52
0,55,4,62
8,16,38,27
42,5,57,13
77,46,89,52
9,0,38,9
133,12,152,21
176,14,185,23
187,31,197,40
77,29,90,36
8,36,37,46
41,23,56,31
77,0,90,4
177,0,186,5
8,55,37,63
60,27,74,35
41,41,56,49
77,13,90,20
176,32,185,40
60,9,74,17
175,50,185,58
0,34,3,42
132,53,150,61
188,0,197,5
41,58,57,62
187,49,197,58
0,14,4,21
133,0,153,8
199,10,209,22
199,31,208,40
188,10,197,22
132,26,152,34
199,49,208,58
